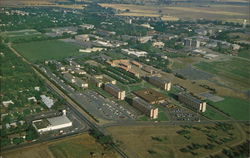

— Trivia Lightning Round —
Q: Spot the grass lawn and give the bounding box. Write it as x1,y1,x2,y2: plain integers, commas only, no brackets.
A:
195,58,250,87
203,106,229,120
49,134,119,158
238,49,250,59
208,97,250,120
13,40,83,62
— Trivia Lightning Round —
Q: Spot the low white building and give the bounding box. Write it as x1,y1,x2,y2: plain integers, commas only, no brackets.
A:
79,47,106,53
122,49,148,57
32,110,72,133
40,95,54,108
138,36,153,43
152,41,165,48
28,96,37,102
80,24,95,30
2,100,14,107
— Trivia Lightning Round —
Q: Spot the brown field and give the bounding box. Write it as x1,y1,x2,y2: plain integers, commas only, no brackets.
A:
99,3,249,23
107,124,246,158
2,133,120,158
1,0,86,9
160,69,248,100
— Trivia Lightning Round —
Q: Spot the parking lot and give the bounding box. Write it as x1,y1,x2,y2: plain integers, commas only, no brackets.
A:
70,90,136,121
166,104,200,121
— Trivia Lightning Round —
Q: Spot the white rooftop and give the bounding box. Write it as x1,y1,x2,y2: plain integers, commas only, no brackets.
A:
47,115,72,127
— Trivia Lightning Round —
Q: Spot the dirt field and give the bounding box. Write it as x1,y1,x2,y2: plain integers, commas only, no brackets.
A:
1,0,86,9
99,3,249,23
107,124,246,158
2,133,120,158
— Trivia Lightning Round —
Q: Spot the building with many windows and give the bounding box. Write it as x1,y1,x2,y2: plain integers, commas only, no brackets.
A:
148,76,171,91
177,93,206,112
104,83,125,100
132,97,158,119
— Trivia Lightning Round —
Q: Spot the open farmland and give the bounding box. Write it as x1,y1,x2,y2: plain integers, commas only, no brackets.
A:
99,3,249,23
2,133,119,158
13,40,83,62
195,58,250,89
108,124,245,158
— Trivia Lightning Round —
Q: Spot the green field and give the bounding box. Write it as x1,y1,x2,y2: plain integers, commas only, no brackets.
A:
13,40,83,61
208,97,250,120
238,49,250,59
203,106,229,120
195,58,250,88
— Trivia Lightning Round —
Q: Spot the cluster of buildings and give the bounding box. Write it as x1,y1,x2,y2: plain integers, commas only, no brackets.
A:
55,61,88,88
107,59,142,77
91,74,117,87
63,73,88,88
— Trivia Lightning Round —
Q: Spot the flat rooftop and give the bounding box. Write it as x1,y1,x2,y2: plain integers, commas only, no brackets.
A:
149,76,170,83
133,97,154,110
178,93,203,104
133,88,167,104
33,115,72,130
105,83,121,92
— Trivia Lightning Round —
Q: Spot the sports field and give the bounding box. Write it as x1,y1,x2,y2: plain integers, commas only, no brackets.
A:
13,40,83,62
208,97,250,120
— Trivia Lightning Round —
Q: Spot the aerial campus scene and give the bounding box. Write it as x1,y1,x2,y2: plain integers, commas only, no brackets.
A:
0,0,249,158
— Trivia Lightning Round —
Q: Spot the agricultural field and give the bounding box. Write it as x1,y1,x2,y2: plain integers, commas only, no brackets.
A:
12,40,83,62
99,3,249,23
208,97,250,120
108,123,245,158
2,133,119,158
195,57,250,89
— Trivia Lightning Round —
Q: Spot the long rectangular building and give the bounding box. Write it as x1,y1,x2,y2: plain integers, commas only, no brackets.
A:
178,93,206,112
148,76,171,91
132,97,158,119
133,88,167,104
104,83,125,100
